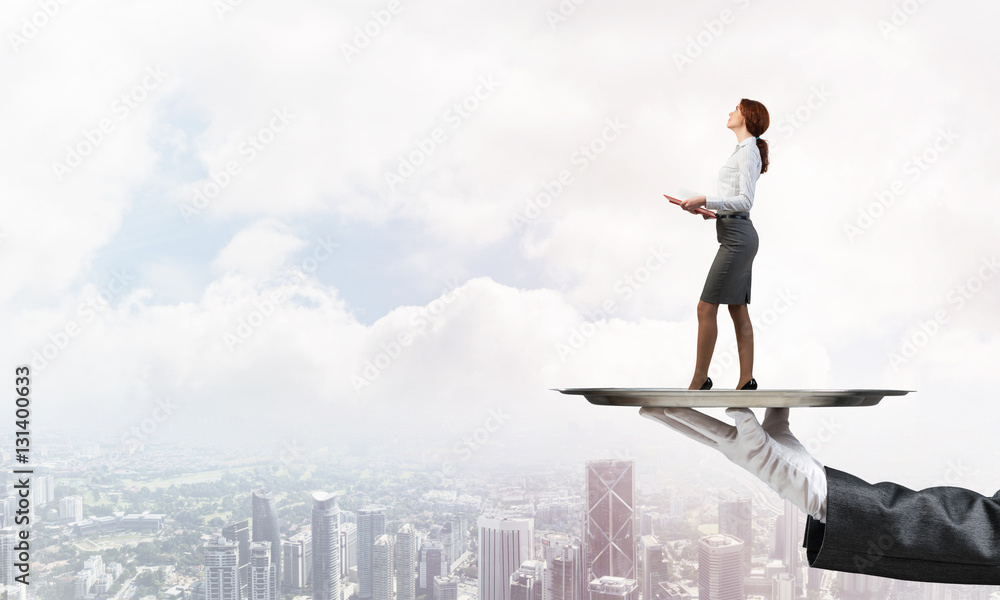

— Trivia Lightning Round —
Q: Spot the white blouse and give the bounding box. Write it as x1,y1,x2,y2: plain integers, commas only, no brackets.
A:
704,136,762,214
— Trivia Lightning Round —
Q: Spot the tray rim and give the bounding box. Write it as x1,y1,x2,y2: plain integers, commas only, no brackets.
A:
553,388,913,407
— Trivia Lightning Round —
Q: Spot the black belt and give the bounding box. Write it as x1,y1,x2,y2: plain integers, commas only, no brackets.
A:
717,213,748,220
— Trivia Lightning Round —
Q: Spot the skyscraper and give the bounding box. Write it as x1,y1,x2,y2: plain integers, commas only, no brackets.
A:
585,460,635,581
373,534,395,600
342,522,359,580
0,528,15,587
779,499,801,586
509,560,545,600
59,495,83,523
312,492,342,600
250,541,277,600
359,506,387,600
587,576,638,600
282,531,311,591
205,536,240,600
638,535,669,600
772,572,794,600
697,535,744,600
478,515,534,600
541,533,583,600
252,489,282,598
419,539,446,591
718,491,752,575
223,519,252,600
396,524,417,600
433,575,460,600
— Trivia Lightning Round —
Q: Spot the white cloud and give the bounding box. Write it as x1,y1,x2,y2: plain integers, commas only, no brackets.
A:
212,218,306,278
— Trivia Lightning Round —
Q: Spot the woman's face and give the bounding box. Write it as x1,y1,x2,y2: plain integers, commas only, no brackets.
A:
727,104,745,129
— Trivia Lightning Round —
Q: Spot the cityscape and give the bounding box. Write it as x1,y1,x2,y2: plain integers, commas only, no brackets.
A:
1,439,995,600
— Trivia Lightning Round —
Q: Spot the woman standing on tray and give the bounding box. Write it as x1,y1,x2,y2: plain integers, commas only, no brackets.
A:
679,98,769,391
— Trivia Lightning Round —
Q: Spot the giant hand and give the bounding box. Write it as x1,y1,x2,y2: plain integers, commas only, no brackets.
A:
639,406,828,522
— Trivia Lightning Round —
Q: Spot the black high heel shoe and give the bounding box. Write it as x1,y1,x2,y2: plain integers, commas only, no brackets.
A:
739,378,758,390
700,377,713,390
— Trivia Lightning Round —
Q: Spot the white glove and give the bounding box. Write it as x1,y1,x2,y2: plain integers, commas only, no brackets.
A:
639,406,828,522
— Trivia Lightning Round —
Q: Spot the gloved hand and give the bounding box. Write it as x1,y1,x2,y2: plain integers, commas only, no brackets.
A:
639,406,828,522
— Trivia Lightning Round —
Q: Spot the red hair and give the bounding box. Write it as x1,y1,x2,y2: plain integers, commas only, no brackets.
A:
739,98,769,174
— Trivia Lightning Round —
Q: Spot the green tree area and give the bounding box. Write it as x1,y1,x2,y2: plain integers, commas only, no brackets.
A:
135,568,167,598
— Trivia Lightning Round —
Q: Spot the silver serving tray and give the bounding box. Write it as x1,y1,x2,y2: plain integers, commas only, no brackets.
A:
555,388,912,408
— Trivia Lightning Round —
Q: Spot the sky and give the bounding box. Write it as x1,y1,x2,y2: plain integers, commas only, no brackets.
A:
3,0,1000,493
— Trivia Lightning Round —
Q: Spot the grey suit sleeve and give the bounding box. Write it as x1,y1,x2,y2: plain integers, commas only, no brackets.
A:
802,466,1000,584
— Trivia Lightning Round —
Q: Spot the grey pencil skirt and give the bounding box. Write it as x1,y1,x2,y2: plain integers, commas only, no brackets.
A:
700,215,759,305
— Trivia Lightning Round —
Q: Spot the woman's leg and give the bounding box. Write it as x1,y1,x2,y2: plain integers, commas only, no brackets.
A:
728,303,754,388
689,300,719,389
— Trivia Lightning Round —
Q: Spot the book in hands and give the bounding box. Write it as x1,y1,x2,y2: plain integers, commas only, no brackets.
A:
664,194,717,219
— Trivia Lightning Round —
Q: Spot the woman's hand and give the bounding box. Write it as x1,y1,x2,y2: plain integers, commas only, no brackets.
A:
680,195,707,213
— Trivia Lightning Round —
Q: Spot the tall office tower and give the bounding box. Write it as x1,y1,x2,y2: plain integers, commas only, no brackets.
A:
42,474,55,504
312,492,342,600
587,576,639,600
637,507,653,537
0,528,15,586
438,521,455,567
509,560,545,600
668,489,684,520
434,575,460,600
419,539,446,591
806,566,823,593
779,500,800,586
283,531,312,591
396,524,417,600
359,506,388,600
478,515,534,600
541,532,583,600
718,491,753,575
342,522,359,580
772,573,794,600
373,534,395,600
33,476,47,509
60,495,83,522
252,489,282,599
205,536,241,600
585,460,636,581
639,536,669,600
697,534,744,600
448,514,466,561
250,542,277,600
223,519,252,600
